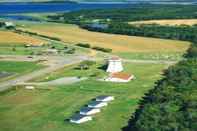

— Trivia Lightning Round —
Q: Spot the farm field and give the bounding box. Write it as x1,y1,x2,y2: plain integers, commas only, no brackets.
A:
0,61,44,81
129,19,197,26
18,22,190,54
0,61,167,131
0,30,46,46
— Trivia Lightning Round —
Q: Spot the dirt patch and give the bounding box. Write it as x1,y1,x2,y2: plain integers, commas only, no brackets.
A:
129,19,197,26
0,30,46,46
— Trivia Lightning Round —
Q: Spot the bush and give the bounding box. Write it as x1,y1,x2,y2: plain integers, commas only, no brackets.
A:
76,43,91,48
92,46,112,53
76,60,96,70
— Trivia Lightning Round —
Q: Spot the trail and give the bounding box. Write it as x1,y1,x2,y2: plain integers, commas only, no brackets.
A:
0,55,89,92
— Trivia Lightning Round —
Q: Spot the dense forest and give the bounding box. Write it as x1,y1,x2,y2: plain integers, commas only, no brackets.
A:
48,4,197,131
48,5,197,23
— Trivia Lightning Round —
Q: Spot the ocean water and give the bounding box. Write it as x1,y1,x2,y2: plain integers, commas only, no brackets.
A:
0,2,132,14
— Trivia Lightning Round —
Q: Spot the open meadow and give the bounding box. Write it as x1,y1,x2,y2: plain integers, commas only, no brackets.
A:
0,61,43,82
0,61,167,131
16,22,191,60
129,19,197,26
0,30,46,46
18,22,190,53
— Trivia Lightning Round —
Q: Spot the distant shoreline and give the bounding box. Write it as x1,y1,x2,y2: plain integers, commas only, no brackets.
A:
0,1,196,5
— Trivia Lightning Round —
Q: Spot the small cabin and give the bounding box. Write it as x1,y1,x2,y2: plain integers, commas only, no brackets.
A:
80,107,100,115
42,49,58,55
96,96,114,102
5,22,15,28
88,101,108,108
70,114,92,124
25,86,35,90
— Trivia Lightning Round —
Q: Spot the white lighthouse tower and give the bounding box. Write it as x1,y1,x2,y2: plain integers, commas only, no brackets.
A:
106,57,123,73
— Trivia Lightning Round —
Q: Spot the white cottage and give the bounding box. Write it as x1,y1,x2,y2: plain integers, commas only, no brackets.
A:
96,96,115,102
80,107,100,115
70,114,92,124
88,101,108,108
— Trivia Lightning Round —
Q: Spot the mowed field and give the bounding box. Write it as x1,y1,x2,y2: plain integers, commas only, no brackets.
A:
0,30,46,46
18,22,190,53
129,19,197,26
0,62,167,131
0,61,44,81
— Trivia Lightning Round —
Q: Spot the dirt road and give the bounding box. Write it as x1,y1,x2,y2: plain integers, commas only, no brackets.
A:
0,55,88,92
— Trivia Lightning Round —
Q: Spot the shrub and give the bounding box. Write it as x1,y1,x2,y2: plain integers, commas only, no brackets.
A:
92,46,112,53
76,43,91,48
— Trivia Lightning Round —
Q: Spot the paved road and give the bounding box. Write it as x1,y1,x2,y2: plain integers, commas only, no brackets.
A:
0,55,89,92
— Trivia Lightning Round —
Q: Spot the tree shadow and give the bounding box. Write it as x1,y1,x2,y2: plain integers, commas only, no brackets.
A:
98,63,108,71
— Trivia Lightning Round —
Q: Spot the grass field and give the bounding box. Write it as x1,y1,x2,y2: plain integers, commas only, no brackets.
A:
0,61,44,81
18,22,190,53
0,30,46,46
129,19,197,26
0,61,167,131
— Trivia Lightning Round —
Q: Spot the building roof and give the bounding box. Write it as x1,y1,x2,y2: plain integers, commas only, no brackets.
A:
110,56,121,61
111,72,132,80
96,95,112,100
70,114,87,121
88,101,105,106
80,107,95,113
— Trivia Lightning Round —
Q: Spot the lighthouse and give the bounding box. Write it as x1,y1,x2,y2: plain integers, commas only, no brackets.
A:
106,57,123,73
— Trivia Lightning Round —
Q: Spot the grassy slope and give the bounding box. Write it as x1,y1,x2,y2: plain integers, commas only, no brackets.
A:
18,22,190,53
129,19,197,26
0,61,44,81
0,61,41,73
18,22,190,60
0,30,46,46
0,62,167,131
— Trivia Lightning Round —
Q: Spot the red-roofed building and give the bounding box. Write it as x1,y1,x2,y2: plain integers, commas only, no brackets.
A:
105,72,134,83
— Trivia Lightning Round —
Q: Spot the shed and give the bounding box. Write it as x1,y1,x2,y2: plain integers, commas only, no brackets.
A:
96,96,114,102
88,101,108,108
80,107,100,115
70,114,92,124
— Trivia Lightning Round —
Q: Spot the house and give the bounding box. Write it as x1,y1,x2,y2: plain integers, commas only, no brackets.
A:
43,49,58,55
80,107,100,115
88,101,108,108
105,72,134,83
106,57,123,73
5,22,15,28
70,114,92,124
25,86,35,90
96,96,115,102
89,23,108,30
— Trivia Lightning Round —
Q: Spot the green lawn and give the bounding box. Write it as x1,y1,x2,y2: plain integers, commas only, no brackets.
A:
116,52,185,61
0,61,44,81
0,41,90,56
0,62,167,131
